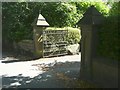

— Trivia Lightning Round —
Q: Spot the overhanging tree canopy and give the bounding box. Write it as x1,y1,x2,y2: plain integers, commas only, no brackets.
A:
2,1,109,43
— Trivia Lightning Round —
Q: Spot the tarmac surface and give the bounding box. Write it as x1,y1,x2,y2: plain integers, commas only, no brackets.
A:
0,53,81,88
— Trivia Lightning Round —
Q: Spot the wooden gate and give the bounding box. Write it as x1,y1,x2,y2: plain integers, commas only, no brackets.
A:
43,30,68,57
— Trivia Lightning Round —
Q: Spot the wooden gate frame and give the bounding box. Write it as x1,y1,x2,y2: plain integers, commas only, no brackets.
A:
42,30,68,57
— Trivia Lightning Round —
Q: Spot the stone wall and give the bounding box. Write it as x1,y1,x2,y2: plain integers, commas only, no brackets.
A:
14,40,34,55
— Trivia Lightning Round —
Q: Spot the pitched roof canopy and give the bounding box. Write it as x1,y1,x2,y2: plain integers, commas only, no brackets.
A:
77,6,104,25
36,14,49,26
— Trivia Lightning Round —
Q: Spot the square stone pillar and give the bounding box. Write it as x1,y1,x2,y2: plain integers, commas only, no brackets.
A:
32,14,49,58
77,6,104,81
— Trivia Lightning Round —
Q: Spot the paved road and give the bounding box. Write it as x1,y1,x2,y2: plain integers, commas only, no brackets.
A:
0,53,81,88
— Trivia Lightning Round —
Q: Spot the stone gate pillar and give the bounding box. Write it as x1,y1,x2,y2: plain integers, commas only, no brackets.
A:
77,6,104,81
32,14,49,58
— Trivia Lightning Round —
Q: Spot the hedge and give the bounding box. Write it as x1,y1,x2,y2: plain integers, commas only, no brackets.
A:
45,27,81,45
98,2,119,60
98,16,119,60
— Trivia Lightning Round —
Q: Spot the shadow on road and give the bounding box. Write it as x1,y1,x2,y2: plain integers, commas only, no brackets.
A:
2,52,96,88
2,61,81,88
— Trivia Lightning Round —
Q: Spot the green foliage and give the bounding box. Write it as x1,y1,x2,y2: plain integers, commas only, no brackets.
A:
46,27,81,45
2,2,43,42
66,27,81,45
93,2,109,16
2,2,108,43
41,2,79,27
99,17,119,60
109,2,120,16
98,2,120,60
72,1,109,17
42,1,109,27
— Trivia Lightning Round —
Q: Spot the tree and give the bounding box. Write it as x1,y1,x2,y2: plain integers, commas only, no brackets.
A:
2,2,43,43
109,1,120,16
41,2,79,27
98,1,120,60
72,1,109,16
2,1,109,44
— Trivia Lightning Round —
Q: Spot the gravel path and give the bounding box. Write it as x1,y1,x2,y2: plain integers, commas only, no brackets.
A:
0,53,81,88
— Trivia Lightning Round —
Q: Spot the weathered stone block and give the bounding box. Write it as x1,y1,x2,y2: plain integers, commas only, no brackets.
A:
67,44,80,55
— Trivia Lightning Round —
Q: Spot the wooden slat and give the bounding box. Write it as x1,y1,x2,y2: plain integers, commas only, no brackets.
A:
43,30,68,57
